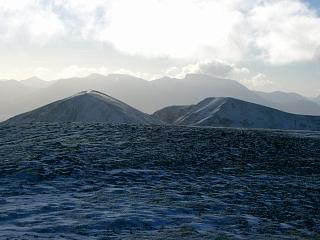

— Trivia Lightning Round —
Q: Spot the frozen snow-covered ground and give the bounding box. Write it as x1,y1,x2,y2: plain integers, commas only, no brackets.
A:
0,123,319,239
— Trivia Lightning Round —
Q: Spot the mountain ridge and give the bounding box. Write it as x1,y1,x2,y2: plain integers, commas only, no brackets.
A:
153,97,320,131
4,90,161,125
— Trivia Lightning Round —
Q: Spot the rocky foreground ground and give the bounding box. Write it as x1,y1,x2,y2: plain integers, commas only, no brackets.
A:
0,123,319,239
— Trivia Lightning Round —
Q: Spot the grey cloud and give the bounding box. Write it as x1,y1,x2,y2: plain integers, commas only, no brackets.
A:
171,60,250,80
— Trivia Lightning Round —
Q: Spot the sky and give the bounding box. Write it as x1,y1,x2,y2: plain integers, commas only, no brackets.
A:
0,0,319,96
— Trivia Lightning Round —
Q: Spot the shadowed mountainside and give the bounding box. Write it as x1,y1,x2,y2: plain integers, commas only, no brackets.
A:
153,97,320,131
4,90,161,125
256,91,320,115
311,95,320,105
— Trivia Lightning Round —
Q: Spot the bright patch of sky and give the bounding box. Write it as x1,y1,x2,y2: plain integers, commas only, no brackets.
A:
0,0,319,96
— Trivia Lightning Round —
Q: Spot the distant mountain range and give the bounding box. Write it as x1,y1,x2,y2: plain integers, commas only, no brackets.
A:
153,97,320,131
4,90,160,125
20,77,55,89
0,73,320,121
311,95,320,105
256,91,320,115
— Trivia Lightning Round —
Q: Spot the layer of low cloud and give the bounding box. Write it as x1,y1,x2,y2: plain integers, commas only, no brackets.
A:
240,73,274,88
168,60,250,79
32,65,161,81
0,0,319,64
32,65,108,80
166,60,274,90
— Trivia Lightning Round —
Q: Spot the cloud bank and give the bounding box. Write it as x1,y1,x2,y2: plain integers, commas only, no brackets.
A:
0,0,319,64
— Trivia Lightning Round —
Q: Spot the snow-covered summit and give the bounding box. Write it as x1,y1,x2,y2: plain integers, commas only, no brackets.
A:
4,90,161,124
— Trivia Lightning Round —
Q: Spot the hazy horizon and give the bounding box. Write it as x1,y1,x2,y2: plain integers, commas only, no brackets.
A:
0,0,319,97
0,72,319,99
